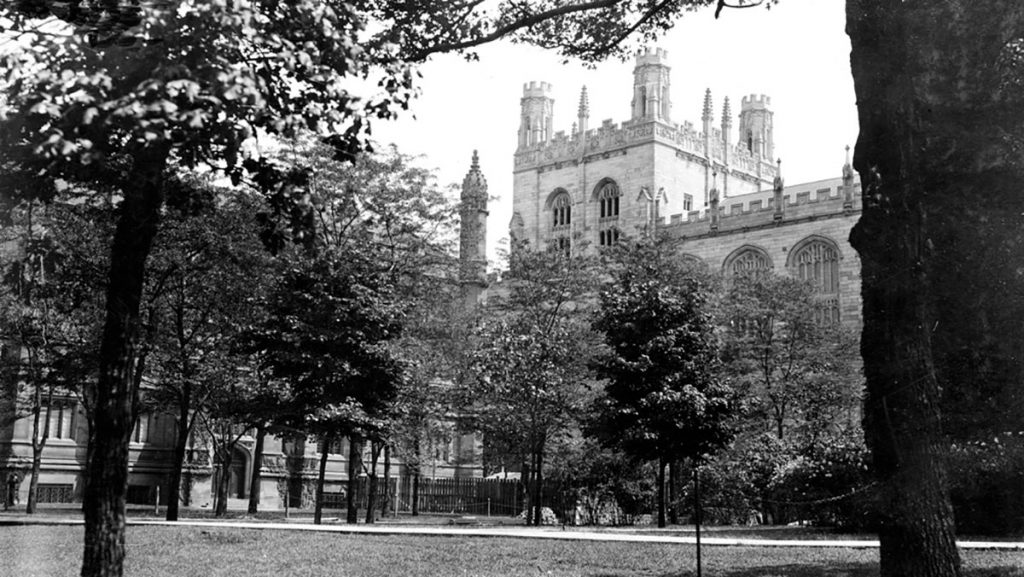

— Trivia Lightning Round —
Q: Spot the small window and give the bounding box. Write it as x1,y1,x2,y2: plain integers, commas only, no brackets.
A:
683,193,693,212
132,413,150,444
45,403,76,440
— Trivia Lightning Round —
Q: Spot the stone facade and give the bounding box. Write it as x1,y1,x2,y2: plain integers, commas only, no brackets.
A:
511,49,862,326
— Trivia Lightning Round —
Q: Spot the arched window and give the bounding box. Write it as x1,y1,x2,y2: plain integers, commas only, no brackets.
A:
724,246,772,278
790,238,841,324
550,190,572,252
596,179,621,247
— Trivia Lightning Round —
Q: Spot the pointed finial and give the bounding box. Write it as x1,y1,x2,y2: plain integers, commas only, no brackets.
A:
471,149,479,169
702,88,713,122
578,85,590,118
722,96,732,125
845,144,851,163
842,145,855,181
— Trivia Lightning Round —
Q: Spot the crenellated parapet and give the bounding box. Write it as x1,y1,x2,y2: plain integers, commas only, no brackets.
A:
514,114,777,181
659,177,862,236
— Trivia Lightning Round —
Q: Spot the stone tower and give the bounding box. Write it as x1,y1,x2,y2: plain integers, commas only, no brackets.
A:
460,150,488,308
518,82,554,149
739,94,774,160
632,48,672,122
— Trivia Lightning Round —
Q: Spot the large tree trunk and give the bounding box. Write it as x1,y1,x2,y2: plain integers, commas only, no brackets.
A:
247,425,266,515
846,2,1024,575
81,153,167,577
165,382,191,521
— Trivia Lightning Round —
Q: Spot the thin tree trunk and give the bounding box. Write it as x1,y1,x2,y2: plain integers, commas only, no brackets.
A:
380,444,391,518
668,460,678,525
521,457,531,524
247,425,266,515
314,435,329,525
656,457,667,529
214,446,232,517
346,436,362,524
532,446,545,526
165,382,191,521
81,152,167,577
411,436,420,517
411,466,420,517
27,378,51,515
694,465,702,577
365,440,380,524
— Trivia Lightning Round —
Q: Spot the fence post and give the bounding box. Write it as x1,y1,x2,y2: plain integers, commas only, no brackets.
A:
154,486,160,516
285,491,289,519
487,498,491,518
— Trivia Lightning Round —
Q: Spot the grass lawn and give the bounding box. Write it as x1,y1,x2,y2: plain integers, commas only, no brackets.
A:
2,525,1022,577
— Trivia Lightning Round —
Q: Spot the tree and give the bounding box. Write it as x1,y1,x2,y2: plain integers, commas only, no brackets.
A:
470,241,599,526
846,2,1024,574
592,236,735,529
721,272,861,444
143,186,275,521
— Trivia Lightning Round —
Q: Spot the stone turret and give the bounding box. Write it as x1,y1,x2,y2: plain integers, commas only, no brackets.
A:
460,150,488,307
518,81,554,149
739,94,774,160
632,48,671,122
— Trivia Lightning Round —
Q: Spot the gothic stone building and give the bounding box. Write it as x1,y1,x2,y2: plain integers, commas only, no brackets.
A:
510,49,862,324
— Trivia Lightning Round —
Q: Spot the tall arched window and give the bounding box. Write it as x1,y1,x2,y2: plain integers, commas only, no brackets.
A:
790,238,841,324
552,191,571,228
551,190,571,252
596,179,621,247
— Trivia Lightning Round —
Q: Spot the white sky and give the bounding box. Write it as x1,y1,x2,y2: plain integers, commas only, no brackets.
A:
362,0,855,263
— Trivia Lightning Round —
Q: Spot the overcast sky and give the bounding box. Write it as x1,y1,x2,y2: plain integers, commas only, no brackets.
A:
369,0,856,263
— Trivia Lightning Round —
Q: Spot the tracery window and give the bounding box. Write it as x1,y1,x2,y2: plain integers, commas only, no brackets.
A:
551,190,571,252
726,248,772,278
792,239,841,324
552,191,571,229
596,180,621,247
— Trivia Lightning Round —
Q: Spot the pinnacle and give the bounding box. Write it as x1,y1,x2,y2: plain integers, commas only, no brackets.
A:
702,88,713,121
722,96,732,125
578,85,590,118
471,149,479,169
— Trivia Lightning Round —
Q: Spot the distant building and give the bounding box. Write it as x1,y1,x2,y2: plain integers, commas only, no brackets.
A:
510,49,862,325
0,157,490,512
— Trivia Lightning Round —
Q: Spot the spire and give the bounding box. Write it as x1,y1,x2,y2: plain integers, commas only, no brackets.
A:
701,88,713,122
577,85,589,134
842,144,854,181
578,85,590,118
721,96,732,127
461,149,487,201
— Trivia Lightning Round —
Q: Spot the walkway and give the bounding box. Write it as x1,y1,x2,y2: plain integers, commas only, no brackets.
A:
3,515,1022,551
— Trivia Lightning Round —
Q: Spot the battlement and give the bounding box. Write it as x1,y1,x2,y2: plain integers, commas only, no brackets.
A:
659,177,861,233
741,94,771,109
522,81,553,98
636,48,669,66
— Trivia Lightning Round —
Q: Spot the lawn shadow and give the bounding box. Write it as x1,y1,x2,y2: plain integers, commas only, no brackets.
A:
651,563,875,577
